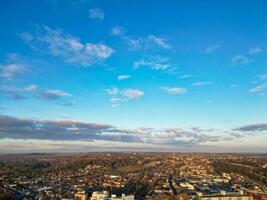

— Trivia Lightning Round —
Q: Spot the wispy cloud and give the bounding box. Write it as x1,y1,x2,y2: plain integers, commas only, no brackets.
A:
192,81,211,87
161,87,187,94
134,56,170,71
110,26,171,50
110,26,125,36
109,97,123,108
230,132,244,138
249,47,262,55
37,89,72,100
148,35,171,49
117,75,131,81
231,54,253,65
60,101,76,107
120,89,144,99
249,83,267,94
18,32,34,42
89,8,104,21
0,64,26,79
0,84,73,102
0,84,37,100
106,87,144,106
179,74,194,79
205,41,221,53
20,26,114,67
106,87,119,96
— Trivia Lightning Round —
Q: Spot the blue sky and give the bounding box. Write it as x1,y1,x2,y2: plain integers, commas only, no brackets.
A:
0,0,267,153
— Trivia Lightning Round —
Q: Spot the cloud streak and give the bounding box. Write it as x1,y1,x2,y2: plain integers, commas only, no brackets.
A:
0,84,37,100
234,123,267,132
231,55,252,65
117,75,131,81
0,115,229,147
249,47,262,55
37,89,72,100
161,87,187,94
205,41,221,53
192,81,211,87
250,83,267,94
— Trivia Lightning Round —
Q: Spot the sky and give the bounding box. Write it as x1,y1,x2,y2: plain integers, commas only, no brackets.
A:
0,0,267,153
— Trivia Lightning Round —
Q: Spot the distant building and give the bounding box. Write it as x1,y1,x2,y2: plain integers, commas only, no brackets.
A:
91,191,109,200
180,182,195,190
75,191,88,200
89,191,134,200
197,190,253,200
199,196,252,200
121,194,135,200
109,194,134,200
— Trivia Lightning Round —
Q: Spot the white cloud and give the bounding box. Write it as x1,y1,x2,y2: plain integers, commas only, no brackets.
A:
249,83,267,94
89,8,104,21
205,41,221,53
110,26,125,36
192,81,211,87
148,35,171,49
22,26,114,67
231,55,252,65
106,87,144,106
152,63,170,70
249,47,262,55
161,87,187,94
128,39,143,50
117,75,131,81
110,97,123,104
134,56,170,71
106,87,119,96
0,64,26,79
109,97,123,108
120,89,144,99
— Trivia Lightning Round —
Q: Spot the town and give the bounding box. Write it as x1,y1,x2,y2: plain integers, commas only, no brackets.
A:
0,153,266,200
